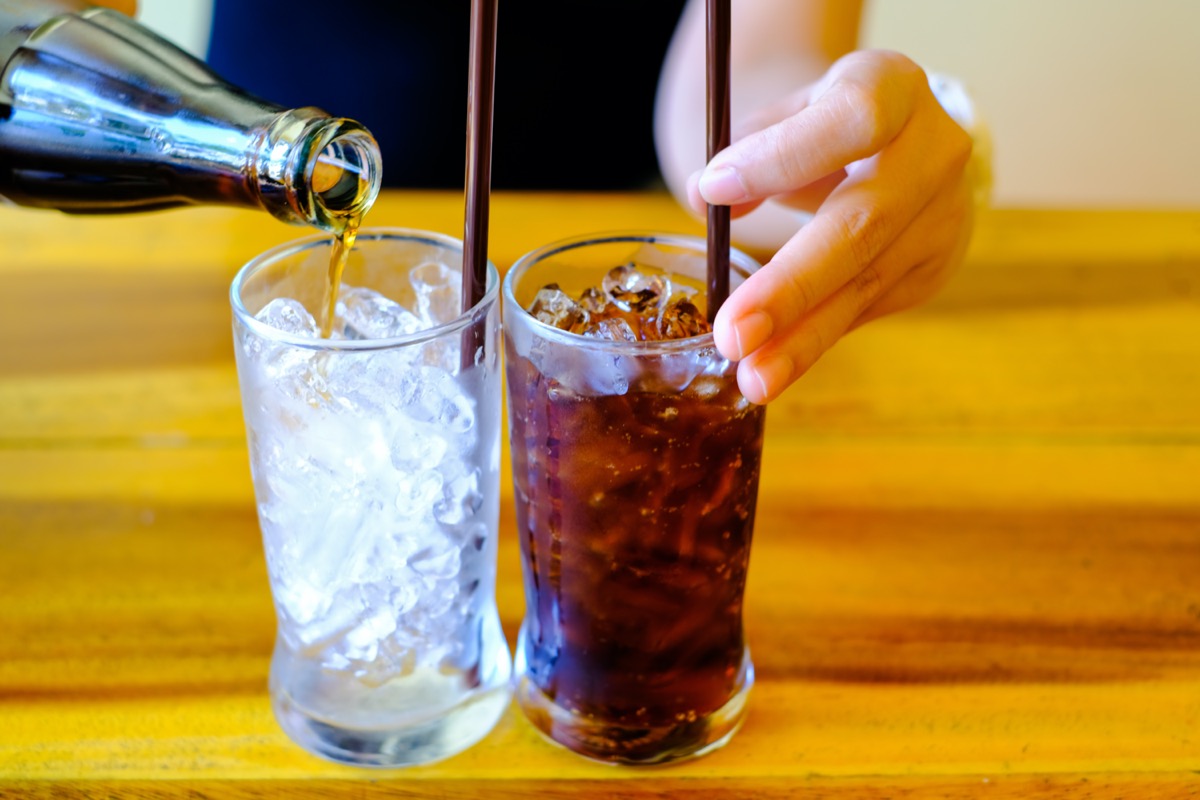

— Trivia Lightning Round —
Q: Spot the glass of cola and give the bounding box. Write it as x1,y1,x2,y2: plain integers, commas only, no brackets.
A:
502,231,766,764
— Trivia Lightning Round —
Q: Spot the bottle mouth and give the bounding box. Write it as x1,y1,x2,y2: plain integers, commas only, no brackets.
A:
251,109,383,230
309,128,380,216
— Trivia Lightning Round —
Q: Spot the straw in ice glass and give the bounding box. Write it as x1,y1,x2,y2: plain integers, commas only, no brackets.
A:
461,0,499,368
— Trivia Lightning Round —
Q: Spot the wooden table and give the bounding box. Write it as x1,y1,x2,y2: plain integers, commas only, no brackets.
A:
3,192,1199,798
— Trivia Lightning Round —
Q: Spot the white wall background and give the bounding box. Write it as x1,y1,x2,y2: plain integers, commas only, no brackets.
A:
862,0,1200,208
138,0,1200,208
136,0,212,61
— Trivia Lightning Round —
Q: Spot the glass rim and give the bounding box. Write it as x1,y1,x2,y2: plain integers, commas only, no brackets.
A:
230,226,499,352
502,230,760,355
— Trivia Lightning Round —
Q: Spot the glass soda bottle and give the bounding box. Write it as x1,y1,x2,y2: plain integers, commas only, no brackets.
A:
0,0,380,231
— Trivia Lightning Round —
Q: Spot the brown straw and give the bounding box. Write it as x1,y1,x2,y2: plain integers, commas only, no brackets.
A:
706,0,731,323
462,0,498,315
461,0,498,369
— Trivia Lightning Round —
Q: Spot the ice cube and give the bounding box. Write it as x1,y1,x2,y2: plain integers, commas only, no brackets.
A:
395,469,445,517
255,298,319,337
387,578,421,618
684,374,726,400
583,317,638,342
254,348,329,418
578,286,609,314
344,607,399,661
414,337,459,372
354,636,418,686
275,502,376,604
529,284,589,332
405,578,458,625
319,352,400,416
434,467,483,525
246,284,496,684
288,590,362,652
408,540,462,582
390,416,449,471
394,367,476,434
658,296,711,339
601,263,642,295
602,263,669,314
410,260,461,326
336,285,423,340
669,282,699,300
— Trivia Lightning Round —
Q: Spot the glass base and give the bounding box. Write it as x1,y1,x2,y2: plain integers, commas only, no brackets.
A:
273,678,510,767
513,628,754,765
269,618,512,767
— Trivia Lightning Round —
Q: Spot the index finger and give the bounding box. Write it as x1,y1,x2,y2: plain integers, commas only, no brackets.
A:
698,50,927,206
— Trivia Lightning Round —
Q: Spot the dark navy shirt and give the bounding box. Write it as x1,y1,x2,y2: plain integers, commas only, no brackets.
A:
206,2,687,190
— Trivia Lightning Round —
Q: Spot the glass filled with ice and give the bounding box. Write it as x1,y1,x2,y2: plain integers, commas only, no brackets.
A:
502,232,765,764
230,228,510,767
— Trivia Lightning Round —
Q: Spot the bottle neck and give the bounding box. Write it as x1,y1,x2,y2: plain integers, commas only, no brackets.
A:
0,4,382,226
249,109,382,231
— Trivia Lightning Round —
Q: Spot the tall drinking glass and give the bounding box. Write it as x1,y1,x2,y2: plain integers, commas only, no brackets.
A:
502,232,765,764
231,228,510,767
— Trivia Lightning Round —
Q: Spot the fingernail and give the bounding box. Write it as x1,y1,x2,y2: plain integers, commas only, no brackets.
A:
698,166,748,205
730,311,773,360
744,353,793,404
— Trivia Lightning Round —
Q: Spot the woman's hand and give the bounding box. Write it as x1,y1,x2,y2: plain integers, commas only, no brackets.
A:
689,50,976,404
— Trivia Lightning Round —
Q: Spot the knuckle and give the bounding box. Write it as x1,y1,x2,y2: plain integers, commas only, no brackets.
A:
802,323,829,370
726,120,810,197
881,50,925,80
779,263,819,318
851,261,885,307
832,79,891,153
826,50,926,154
866,49,927,92
837,48,920,78
762,124,808,188
837,204,888,271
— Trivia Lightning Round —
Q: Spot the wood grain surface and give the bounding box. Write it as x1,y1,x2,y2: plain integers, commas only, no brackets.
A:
2,193,1199,798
